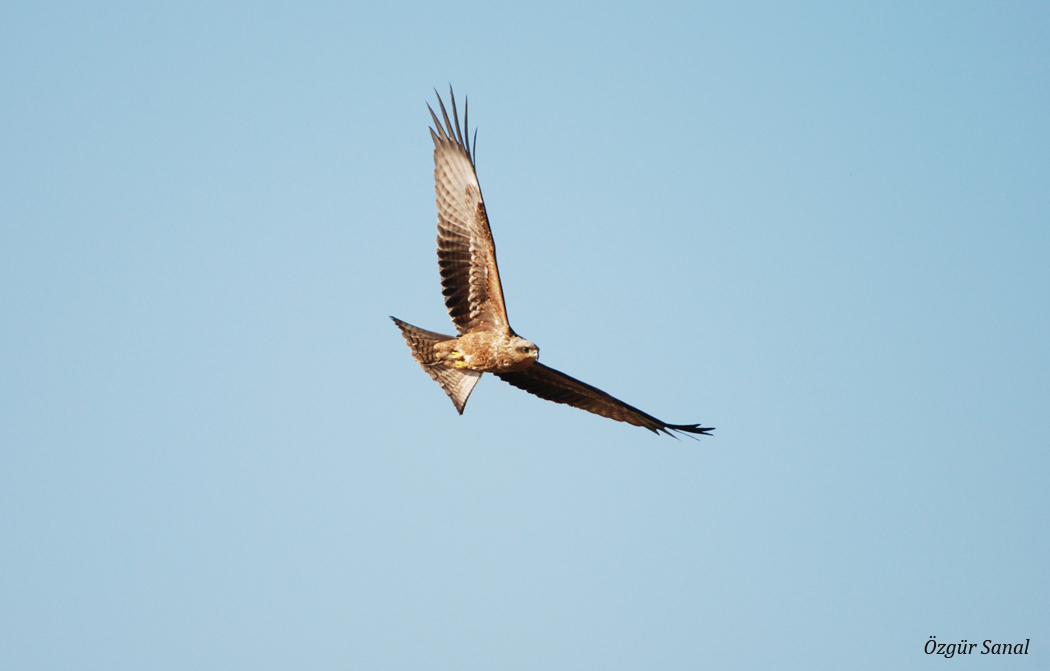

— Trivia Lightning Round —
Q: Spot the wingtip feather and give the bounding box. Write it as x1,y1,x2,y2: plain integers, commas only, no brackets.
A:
665,424,715,439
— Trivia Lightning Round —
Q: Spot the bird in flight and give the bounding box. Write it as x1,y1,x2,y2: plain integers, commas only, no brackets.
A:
392,88,714,437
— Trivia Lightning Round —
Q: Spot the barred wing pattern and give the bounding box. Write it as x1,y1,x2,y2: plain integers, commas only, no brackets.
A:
429,91,510,335
496,363,714,437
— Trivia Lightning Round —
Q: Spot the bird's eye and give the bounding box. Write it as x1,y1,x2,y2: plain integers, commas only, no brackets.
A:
520,347,529,353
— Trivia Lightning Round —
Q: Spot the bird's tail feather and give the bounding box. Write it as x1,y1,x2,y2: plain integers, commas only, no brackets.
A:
390,316,482,414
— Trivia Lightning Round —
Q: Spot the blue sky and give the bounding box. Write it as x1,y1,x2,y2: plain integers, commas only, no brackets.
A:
2,1,1047,668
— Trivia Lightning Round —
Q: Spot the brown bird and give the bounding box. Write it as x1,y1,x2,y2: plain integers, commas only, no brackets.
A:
392,89,714,437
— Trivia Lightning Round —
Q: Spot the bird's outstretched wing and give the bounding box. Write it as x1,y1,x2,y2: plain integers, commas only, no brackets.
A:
495,363,714,437
429,88,510,336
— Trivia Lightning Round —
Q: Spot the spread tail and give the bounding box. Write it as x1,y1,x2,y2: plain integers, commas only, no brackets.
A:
390,316,482,414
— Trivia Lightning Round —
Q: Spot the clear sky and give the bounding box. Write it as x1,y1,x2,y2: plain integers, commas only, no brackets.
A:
2,1,1047,669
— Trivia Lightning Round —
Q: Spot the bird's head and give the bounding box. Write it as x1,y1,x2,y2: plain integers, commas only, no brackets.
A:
512,337,540,362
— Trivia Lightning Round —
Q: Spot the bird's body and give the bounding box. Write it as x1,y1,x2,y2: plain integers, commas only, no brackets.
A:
392,89,713,437
436,331,538,372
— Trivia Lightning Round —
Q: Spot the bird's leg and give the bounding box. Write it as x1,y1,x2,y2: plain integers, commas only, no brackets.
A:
434,340,470,368
446,349,469,368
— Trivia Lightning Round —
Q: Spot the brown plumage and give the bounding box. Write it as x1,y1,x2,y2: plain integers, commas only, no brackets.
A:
391,88,713,437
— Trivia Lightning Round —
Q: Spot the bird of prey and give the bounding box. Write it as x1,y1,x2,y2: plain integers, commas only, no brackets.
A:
391,89,714,437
